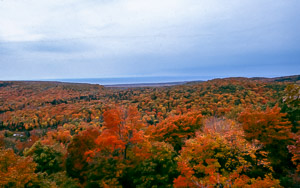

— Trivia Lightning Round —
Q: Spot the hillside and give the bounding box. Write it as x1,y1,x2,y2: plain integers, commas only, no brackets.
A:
0,76,299,187
250,75,300,83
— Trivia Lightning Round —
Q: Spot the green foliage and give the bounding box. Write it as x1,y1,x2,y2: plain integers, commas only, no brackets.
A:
31,171,80,188
86,156,121,187
49,171,80,188
216,84,245,94
66,128,100,183
281,84,300,132
124,142,178,187
24,141,63,175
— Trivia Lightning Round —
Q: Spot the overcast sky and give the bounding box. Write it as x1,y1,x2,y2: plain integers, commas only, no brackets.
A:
0,0,299,80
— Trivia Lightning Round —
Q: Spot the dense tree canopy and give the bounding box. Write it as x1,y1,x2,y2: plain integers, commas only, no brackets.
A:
0,77,298,187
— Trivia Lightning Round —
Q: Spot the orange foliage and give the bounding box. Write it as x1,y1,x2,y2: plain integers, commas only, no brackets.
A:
0,149,37,187
238,105,293,145
149,111,203,151
0,78,296,186
90,106,145,160
174,128,281,187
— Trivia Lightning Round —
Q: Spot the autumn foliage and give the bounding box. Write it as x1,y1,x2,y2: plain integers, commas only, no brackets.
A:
0,77,298,187
0,149,37,187
239,105,292,145
174,122,281,187
95,106,145,159
149,111,203,151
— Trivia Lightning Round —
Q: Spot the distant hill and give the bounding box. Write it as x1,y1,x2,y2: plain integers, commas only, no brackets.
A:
1,75,299,89
250,75,300,83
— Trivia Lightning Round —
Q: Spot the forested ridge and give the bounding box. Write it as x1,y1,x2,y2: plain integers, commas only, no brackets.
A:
0,76,299,187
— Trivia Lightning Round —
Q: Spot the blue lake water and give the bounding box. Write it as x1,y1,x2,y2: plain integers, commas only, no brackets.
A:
48,76,218,85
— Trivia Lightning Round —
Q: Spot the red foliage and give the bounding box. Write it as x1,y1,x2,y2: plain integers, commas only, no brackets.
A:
149,111,203,151
90,106,145,160
238,105,293,145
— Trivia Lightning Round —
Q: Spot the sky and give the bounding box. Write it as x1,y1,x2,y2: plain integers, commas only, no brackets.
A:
0,0,299,80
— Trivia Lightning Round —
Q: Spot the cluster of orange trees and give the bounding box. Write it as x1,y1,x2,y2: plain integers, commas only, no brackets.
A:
0,77,299,187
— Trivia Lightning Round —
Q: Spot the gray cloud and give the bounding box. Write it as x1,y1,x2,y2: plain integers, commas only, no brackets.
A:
0,0,299,80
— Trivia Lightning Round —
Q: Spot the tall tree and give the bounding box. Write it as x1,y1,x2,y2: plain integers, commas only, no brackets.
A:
66,127,100,183
238,105,294,184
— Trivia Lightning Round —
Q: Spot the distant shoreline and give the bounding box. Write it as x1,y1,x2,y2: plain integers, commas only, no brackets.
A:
1,75,298,87
39,76,211,86
103,81,194,88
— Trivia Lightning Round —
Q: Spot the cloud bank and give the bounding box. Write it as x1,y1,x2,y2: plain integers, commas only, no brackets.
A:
0,0,299,80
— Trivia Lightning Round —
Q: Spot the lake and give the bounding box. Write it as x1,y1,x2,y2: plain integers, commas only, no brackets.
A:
48,76,218,86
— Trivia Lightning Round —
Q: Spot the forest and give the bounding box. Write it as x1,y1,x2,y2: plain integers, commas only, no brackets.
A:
0,76,299,188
